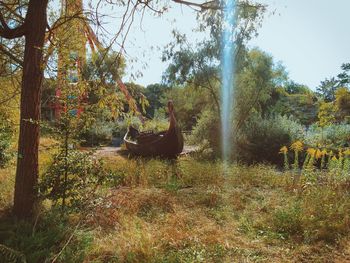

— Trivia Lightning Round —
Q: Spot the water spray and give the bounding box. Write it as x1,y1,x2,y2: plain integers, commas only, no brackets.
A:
221,0,237,163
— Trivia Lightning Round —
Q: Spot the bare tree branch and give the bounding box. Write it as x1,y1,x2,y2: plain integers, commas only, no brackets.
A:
171,0,220,11
0,9,26,39
0,42,23,66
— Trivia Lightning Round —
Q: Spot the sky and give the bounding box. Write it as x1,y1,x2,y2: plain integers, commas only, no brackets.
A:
117,0,350,90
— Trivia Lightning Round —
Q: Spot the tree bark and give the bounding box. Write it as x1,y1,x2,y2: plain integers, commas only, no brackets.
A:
13,0,48,219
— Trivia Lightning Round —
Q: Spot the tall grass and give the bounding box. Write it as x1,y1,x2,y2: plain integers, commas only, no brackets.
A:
2,145,350,262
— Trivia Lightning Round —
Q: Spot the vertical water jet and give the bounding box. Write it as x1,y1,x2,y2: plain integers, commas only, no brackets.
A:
221,0,237,162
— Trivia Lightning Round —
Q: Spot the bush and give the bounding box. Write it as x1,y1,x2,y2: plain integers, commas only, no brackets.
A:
190,111,305,164
305,123,350,147
235,115,288,164
189,110,221,159
0,112,13,167
39,150,115,211
79,119,114,147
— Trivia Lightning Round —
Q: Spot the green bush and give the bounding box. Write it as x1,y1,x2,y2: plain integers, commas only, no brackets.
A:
39,150,115,211
190,111,304,164
0,112,13,167
235,115,305,164
79,119,114,147
189,110,220,159
305,123,350,147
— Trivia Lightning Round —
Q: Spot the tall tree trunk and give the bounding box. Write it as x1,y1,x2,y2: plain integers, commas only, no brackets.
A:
13,0,48,219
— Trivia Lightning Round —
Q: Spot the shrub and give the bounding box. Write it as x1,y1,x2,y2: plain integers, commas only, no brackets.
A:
190,111,305,164
189,110,220,158
235,115,304,164
39,150,115,211
305,123,350,148
79,119,115,147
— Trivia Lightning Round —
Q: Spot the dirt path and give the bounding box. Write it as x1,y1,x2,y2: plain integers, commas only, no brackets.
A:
94,145,199,157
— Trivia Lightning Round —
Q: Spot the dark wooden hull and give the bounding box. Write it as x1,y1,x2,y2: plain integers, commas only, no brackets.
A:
123,126,184,157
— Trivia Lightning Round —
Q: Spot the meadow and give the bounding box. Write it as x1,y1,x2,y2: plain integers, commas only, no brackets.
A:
1,139,350,262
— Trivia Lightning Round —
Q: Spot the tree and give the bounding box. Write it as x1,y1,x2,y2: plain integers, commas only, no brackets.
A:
163,1,267,119
144,83,169,118
1,0,49,218
316,63,350,102
284,81,311,95
338,63,350,87
0,0,232,218
335,87,350,121
316,77,339,102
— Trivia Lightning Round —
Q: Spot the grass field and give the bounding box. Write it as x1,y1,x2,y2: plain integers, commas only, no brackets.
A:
1,141,350,262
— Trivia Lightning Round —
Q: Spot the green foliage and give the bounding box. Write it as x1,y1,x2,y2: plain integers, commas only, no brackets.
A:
234,49,276,126
338,63,350,87
284,81,312,95
0,212,92,263
272,201,303,238
270,90,318,125
0,112,13,167
124,82,149,114
189,110,220,158
79,117,114,146
316,63,350,102
305,123,350,148
318,101,336,128
316,77,339,102
335,87,350,121
236,115,302,164
39,150,113,211
83,51,125,84
0,244,26,263
144,83,169,117
190,109,304,164
165,84,211,130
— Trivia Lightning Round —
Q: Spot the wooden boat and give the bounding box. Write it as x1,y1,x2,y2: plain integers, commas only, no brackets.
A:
123,101,184,157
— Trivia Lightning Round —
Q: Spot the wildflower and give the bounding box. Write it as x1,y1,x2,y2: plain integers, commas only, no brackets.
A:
306,148,316,157
290,141,303,152
315,149,323,159
343,149,350,156
332,156,338,161
321,149,327,156
279,146,288,154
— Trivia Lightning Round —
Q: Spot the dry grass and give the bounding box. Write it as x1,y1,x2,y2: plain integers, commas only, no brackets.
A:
81,156,350,262
0,137,58,210
2,147,350,262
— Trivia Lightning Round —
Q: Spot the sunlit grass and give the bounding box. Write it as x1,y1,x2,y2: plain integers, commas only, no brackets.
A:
84,157,350,262
2,145,350,262
0,137,58,210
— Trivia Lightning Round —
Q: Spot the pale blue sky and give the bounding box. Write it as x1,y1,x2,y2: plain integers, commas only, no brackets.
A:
249,0,350,89
119,0,350,90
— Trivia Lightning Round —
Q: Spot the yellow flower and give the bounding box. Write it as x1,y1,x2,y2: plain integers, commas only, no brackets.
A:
307,148,316,157
315,149,323,159
339,150,343,158
332,156,338,161
290,141,303,152
321,149,327,156
343,149,350,156
329,150,334,157
279,146,288,154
